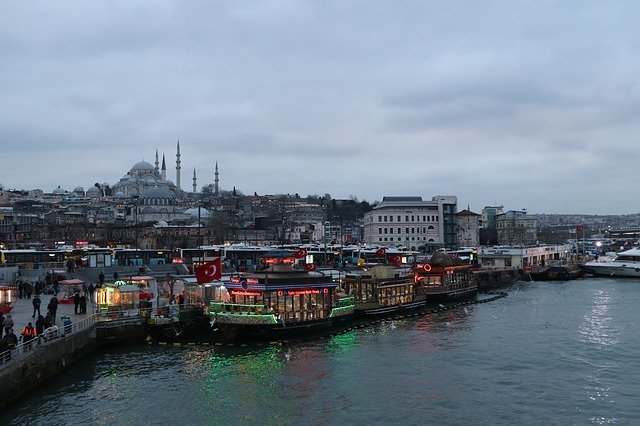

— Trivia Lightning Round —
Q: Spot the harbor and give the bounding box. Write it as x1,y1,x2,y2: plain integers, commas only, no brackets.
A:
2,276,639,424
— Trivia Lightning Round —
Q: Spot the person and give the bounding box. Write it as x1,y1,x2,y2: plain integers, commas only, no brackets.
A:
176,293,184,305
3,314,14,337
1,328,18,354
98,271,105,286
88,282,95,301
21,322,36,350
113,271,119,281
32,293,42,318
66,258,75,274
35,314,45,336
73,291,80,314
0,311,4,339
79,292,87,315
26,282,33,299
48,294,59,324
43,311,53,330
138,265,146,275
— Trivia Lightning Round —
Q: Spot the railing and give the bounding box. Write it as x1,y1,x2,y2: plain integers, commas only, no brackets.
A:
0,314,98,369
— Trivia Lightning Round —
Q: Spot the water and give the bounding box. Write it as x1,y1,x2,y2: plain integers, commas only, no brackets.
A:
3,277,640,425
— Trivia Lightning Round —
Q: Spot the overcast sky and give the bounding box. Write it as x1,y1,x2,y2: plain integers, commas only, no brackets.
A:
2,1,639,214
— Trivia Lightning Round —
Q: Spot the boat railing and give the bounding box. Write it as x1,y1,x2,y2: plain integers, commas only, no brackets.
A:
0,314,98,370
209,301,270,315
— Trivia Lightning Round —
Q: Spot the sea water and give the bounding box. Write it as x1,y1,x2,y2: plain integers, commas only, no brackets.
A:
3,277,640,425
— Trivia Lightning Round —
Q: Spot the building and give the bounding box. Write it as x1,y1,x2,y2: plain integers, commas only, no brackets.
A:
363,195,457,251
496,210,537,246
456,208,481,247
478,245,571,268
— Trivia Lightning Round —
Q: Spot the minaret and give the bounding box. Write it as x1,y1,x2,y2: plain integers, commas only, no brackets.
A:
161,154,166,181
176,140,181,190
192,167,197,193
214,161,219,197
154,149,159,173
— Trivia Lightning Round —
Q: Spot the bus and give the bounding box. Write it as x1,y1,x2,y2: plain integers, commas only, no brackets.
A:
0,249,66,269
172,245,292,272
172,246,223,269
112,249,174,266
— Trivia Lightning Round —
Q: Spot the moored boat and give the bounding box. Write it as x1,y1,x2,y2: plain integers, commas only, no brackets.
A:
579,248,640,277
413,259,478,303
341,265,425,316
209,254,354,341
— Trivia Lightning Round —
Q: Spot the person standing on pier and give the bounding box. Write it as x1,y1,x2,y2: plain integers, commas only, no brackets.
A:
88,283,95,302
48,295,59,324
35,314,45,336
73,291,80,315
3,314,14,337
32,293,41,318
98,271,105,287
21,322,36,350
79,293,87,315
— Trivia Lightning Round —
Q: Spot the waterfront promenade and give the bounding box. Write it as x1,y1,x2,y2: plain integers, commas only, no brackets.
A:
5,293,90,337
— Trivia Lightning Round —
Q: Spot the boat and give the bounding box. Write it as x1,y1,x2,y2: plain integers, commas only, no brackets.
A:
523,263,585,281
341,264,426,316
579,248,640,277
208,254,355,341
413,255,478,303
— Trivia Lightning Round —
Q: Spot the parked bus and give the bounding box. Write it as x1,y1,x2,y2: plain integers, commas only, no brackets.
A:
112,249,173,266
0,249,66,269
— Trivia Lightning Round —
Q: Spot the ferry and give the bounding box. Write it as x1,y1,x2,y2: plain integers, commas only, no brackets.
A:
341,265,425,316
209,254,355,341
579,248,640,277
413,257,477,303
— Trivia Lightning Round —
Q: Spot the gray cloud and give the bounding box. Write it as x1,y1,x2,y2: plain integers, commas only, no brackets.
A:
2,1,640,213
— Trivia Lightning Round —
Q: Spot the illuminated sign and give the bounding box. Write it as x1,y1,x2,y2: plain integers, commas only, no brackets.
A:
261,257,296,265
231,291,261,296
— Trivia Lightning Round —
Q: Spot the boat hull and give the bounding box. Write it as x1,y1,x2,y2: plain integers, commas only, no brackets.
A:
425,287,478,304
355,298,427,317
212,315,354,342
579,263,640,277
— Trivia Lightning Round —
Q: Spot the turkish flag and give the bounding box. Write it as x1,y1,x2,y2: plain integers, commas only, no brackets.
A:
576,225,584,232
304,263,316,271
375,248,386,257
389,255,401,265
294,248,307,259
195,258,222,284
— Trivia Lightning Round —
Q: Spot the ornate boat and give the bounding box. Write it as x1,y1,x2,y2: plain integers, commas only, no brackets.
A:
412,252,478,303
209,254,354,341
341,265,426,316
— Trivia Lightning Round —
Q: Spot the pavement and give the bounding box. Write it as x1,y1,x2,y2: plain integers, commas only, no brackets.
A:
2,294,95,337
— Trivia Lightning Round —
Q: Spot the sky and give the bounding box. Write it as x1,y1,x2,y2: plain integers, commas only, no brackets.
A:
2,1,640,215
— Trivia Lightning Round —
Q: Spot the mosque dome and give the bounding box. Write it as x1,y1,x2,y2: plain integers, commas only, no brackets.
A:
115,191,125,198
53,186,66,194
184,207,211,218
86,186,101,196
131,161,155,172
141,187,174,199
73,186,85,195
155,220,169,227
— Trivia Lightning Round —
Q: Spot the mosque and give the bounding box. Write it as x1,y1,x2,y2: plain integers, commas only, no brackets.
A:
98,141,218,224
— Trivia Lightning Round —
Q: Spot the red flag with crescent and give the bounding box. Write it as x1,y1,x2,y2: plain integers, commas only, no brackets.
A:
294,248,307,259
304,262,316,271
389,254,401,265
195,258,222,284
375,248,386,257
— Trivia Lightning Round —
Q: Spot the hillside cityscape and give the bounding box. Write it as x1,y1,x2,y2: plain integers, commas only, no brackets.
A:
2,150,640,252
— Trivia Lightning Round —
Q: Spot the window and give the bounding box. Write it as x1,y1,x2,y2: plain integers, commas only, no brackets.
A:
411,215,414,221
390,216,393,222
397,215,401,221
378,216,382,222
384,216,388,222
405,215,409,221
390,228,394,234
